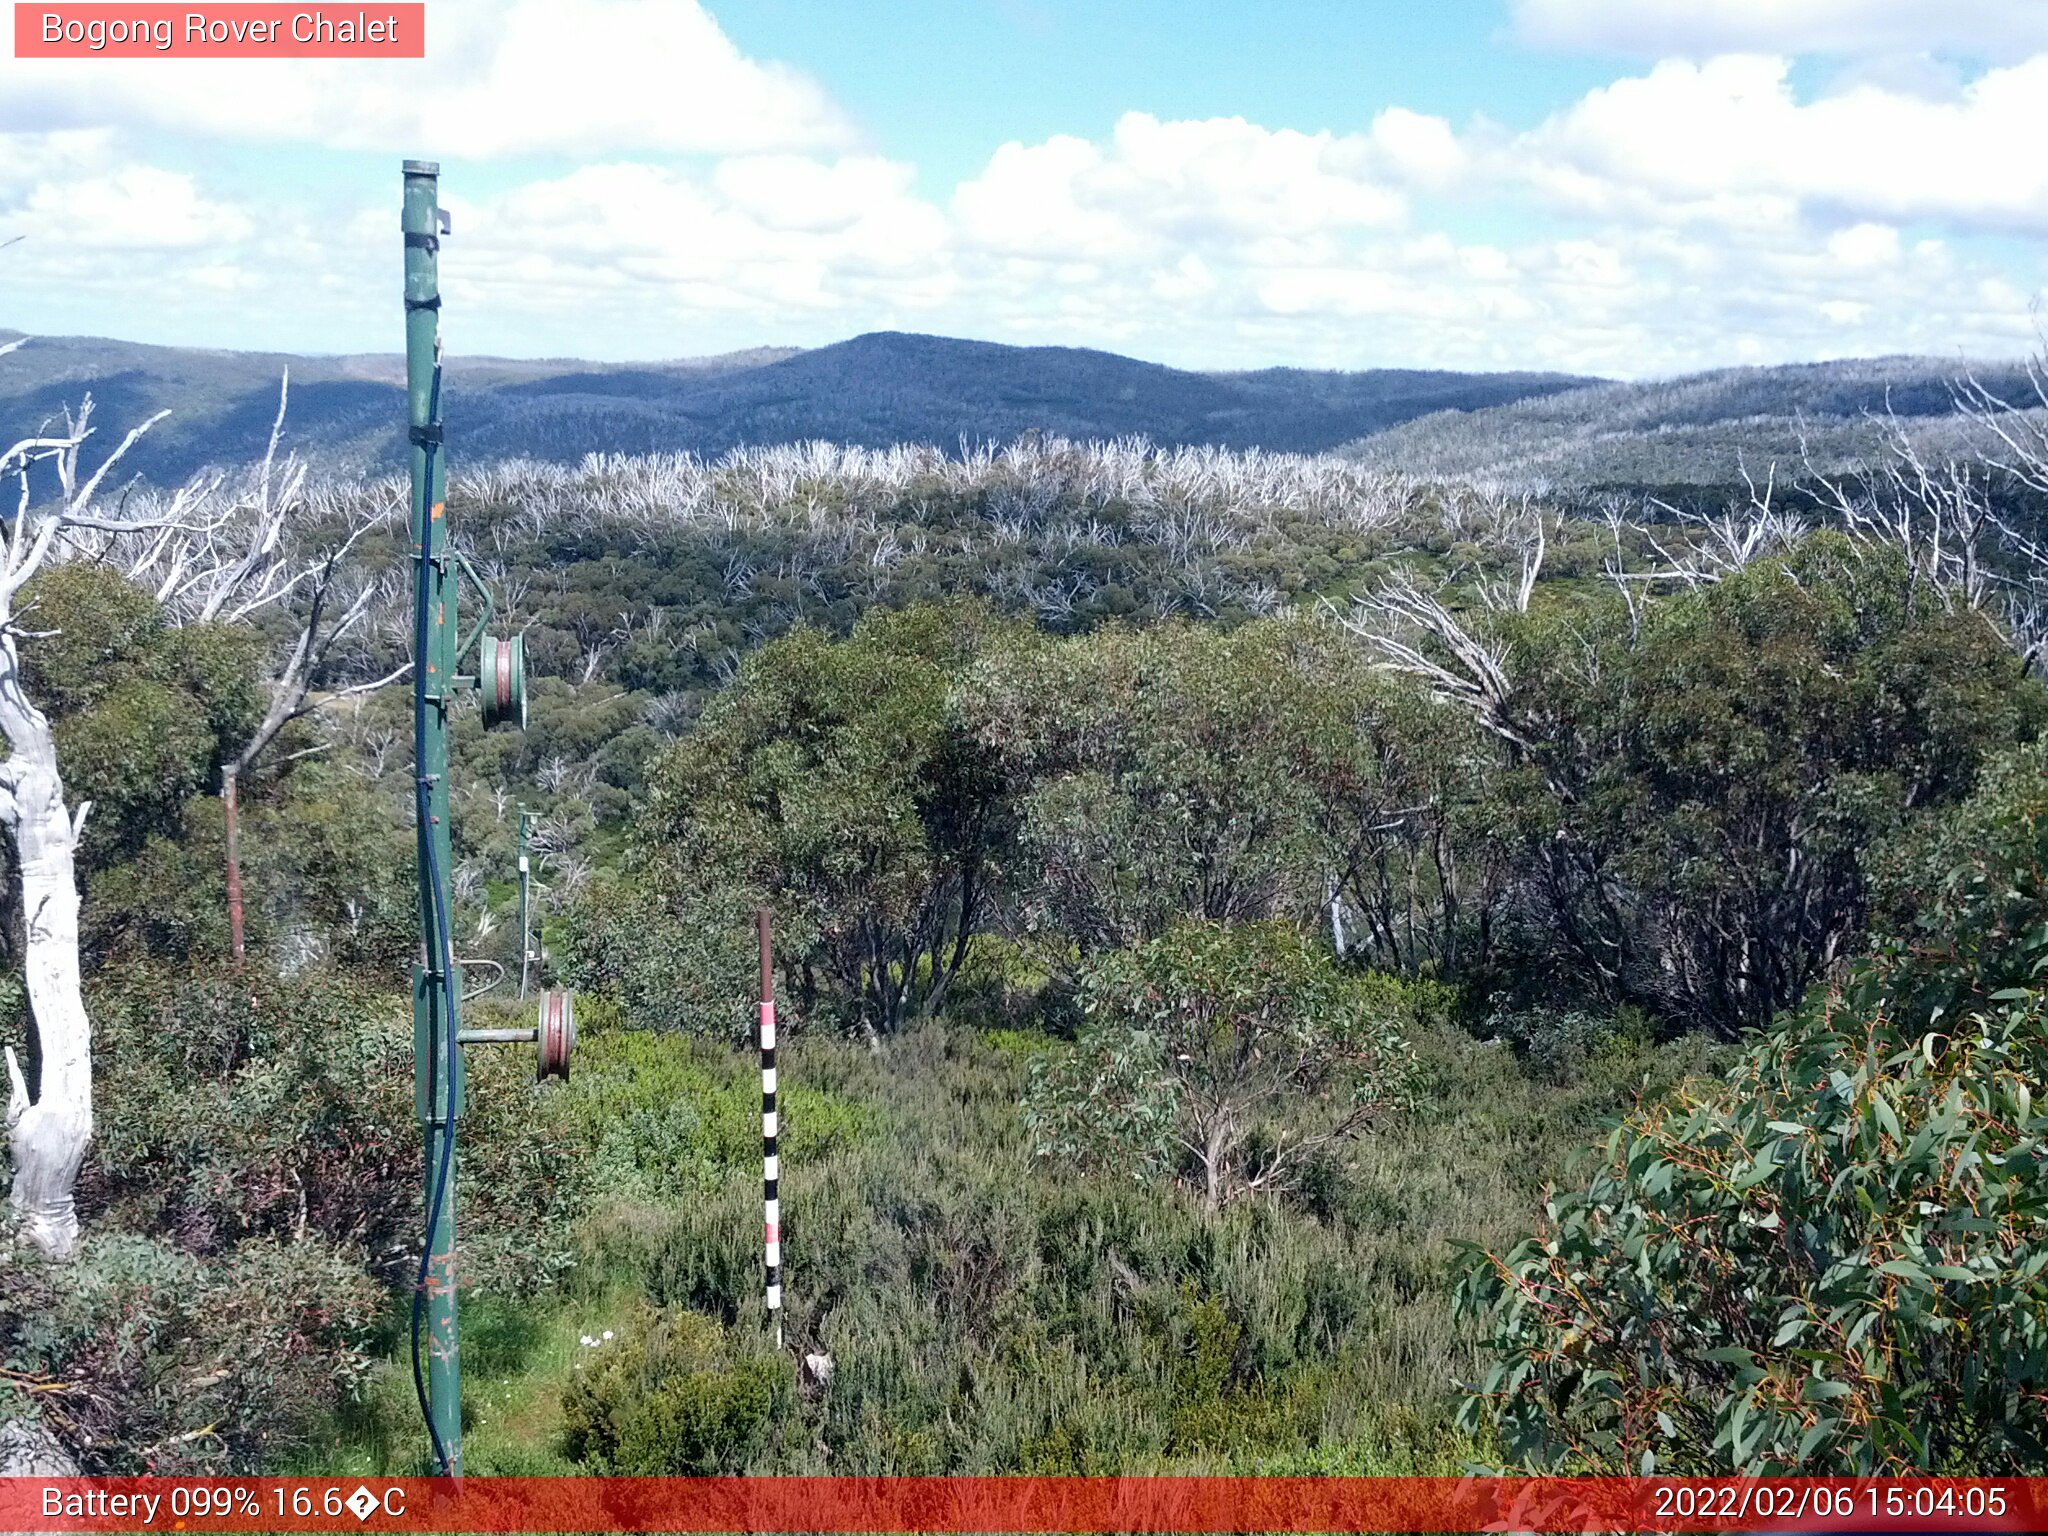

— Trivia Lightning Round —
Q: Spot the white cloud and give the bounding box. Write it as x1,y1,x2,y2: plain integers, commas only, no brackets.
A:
1511,54,2048,234
444,156,951,322
1827,223,1903,268
24,167,251,248
1367,108,1469,188
1513,0,2048,60
1151,254,1217,303
953,112,1408,261
0,0,850,157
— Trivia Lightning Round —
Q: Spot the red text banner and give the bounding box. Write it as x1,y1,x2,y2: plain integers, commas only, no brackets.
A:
1,1477,2045,1533
14,5,425,58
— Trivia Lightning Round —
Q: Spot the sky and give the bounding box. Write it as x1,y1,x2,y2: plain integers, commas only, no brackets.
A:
3,0,2048,377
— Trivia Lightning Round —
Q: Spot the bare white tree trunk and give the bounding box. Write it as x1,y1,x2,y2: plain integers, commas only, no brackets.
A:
0,376,210,1258
0,629,90,1259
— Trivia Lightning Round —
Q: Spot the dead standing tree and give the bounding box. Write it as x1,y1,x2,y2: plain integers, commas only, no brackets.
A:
1339,504,1551,761
73,378,409,959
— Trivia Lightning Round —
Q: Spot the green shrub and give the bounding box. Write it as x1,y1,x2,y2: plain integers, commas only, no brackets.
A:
85,963,584,1297
1478,1001,1653,1086
455,1000,592,1296
0,1232,381,1473
86,963,415,1258
20,565,261,874
1457,747,2048,1473
549,1028,874,1207
1457,983,2048,1473
1020,1011,1175,1185
240,762,418,975
559,871,755,1040
561,1307,791,1472
1025,921,1417,1208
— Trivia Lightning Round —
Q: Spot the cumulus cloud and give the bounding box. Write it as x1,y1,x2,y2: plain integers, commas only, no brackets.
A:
0,0,851,156
436,155,951,330
953,112,1414,262
1508,54,2048,234
459,147,2027,376
1513,0,2048,60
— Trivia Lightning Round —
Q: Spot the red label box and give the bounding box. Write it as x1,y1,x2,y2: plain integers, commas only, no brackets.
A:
13,3,425,57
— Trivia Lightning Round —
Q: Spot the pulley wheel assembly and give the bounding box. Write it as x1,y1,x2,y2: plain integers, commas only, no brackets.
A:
479,633,526,730
537,987,575,1080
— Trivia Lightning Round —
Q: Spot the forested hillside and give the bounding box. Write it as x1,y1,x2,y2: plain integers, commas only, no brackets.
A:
4,340,2048,1479
0,329,1588,488
1349,355,2048,492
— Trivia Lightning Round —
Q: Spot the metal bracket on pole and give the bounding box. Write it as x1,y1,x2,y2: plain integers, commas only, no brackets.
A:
452,546,497,668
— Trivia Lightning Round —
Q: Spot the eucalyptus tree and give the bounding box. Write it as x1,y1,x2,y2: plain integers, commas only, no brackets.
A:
964,617,1373,954
1346,530,2044,1032
629,601,1015,1038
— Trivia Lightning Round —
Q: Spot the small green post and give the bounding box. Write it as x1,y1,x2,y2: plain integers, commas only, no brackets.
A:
404,157,463,1477
517,808,536,1000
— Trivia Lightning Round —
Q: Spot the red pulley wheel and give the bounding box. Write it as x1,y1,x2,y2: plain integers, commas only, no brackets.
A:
537,988,575,1080
479,633,527,730
494,640,512,715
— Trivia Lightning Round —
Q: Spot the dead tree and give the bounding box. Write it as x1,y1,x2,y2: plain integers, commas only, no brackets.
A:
1338,565,1542,761
84,378,408,958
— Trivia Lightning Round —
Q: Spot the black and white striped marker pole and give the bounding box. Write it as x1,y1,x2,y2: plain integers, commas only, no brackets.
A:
757,909,782,1350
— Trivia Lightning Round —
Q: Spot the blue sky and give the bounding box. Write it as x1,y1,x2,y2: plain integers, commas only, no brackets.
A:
708,1,1616,195
3,0,2047,376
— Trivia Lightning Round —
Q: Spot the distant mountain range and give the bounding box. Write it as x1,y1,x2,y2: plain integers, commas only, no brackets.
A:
2,327,2031,492
0,328,1591,486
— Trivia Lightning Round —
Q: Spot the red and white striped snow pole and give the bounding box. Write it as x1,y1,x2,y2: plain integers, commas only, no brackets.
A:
757,909,782,1349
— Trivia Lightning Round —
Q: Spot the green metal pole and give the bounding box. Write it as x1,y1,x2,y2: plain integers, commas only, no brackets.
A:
404,158,463,1477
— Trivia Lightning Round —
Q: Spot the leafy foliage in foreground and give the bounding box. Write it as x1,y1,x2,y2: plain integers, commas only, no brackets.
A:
0,1232,383,1472
1457,740,2048,1473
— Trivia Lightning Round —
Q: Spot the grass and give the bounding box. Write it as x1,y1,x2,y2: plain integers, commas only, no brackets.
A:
310,1003,1723,1476
301,1287,646,1476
